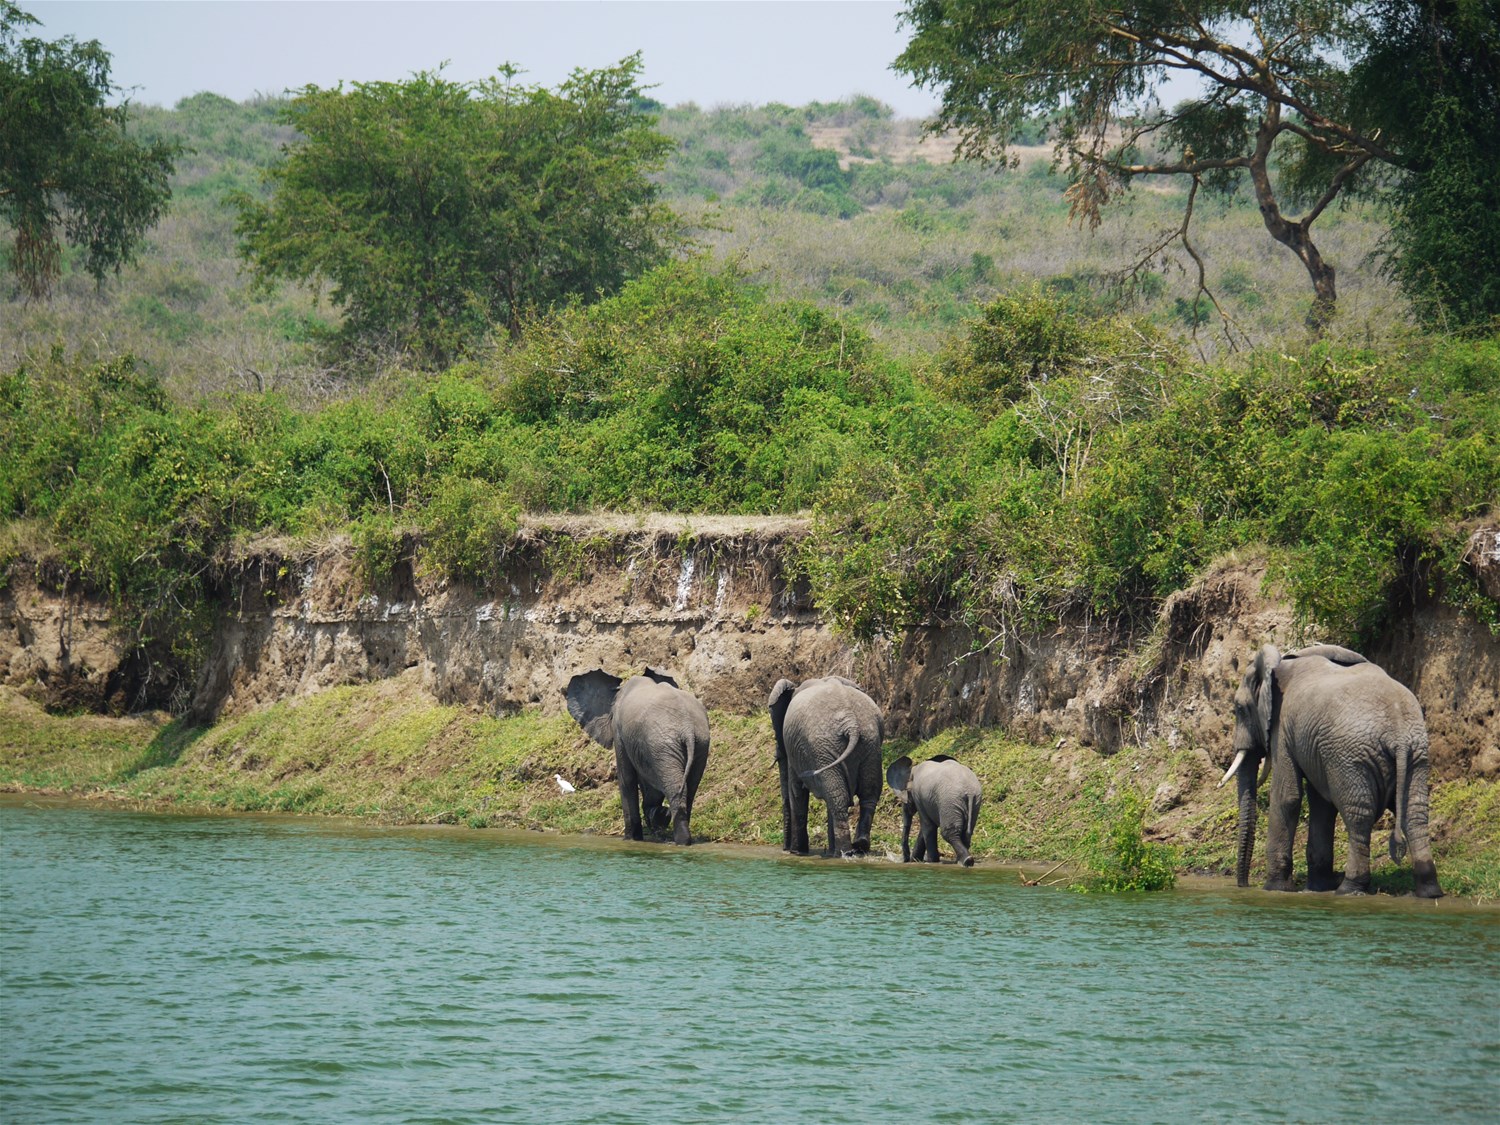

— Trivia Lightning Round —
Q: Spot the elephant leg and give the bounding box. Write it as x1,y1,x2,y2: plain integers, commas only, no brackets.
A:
777,752,793,852
1336,812,1374,895
669,790,692,847
616,748,644,841
788,776,811,855
911,822,928,862
1401,752,1443,899
851,795,875,855
1304,788,1339,892
827,797,854,858
640,783,667,837
920,817,941,863
943,824,974,868
900,806,915,862
1263,768,1303,892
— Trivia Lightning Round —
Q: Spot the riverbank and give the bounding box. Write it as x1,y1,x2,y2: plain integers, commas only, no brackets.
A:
4,679,1496,899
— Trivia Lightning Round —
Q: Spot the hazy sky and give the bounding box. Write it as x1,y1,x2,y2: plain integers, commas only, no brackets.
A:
25,1,944,117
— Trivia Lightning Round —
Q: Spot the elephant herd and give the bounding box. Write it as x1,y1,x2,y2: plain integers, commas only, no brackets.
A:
566,644,1444,897
566,670,982,865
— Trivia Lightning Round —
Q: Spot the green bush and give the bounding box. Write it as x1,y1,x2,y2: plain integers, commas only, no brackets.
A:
1070,790,1178,893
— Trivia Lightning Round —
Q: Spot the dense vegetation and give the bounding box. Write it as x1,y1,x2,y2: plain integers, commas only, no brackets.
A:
0,51,1495,705
4,261,1496,703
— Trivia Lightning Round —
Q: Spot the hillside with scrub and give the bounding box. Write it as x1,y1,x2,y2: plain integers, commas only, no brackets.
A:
2,52,1498,895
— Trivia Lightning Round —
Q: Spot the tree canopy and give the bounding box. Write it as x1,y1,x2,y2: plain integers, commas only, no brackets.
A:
234,56,683,366
0,1,179,299
894,0,1498,329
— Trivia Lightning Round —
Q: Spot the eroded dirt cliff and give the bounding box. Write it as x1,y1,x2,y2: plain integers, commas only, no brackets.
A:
2,517,1496,778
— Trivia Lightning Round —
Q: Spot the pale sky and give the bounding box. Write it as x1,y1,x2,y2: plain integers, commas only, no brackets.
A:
24,1,944,118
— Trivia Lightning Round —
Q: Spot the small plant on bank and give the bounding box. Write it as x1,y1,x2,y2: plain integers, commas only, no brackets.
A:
1070,790,1177,893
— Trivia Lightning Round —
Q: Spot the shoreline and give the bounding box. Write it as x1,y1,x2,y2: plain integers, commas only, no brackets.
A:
3,682,1496,903
4,789,1494,912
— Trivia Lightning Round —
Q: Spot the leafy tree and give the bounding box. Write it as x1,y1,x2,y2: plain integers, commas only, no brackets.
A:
235,56,682,366
893,0,1486,329
0,1,179,299
1353,0,1500,328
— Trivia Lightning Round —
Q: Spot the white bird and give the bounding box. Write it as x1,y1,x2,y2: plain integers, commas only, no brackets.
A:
553,774,576,794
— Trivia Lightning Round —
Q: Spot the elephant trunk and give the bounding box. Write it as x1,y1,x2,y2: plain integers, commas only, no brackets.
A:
1235,764,1259,888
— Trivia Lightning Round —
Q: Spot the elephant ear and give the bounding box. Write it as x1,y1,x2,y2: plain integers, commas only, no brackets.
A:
565,669,621,748
768,678,797,737
1254,645,1282,753
885,754,913,794
642,666,679,688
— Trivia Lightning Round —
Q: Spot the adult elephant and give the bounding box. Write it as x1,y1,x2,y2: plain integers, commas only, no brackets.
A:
886,754,983,866
1220,644,1442,898
565,668,709,846
768,675,883,857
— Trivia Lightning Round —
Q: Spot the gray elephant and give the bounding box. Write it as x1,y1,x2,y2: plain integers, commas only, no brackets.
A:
1220,643,1441,898
565,668,709,846
768,675,883,857
886,754,983,866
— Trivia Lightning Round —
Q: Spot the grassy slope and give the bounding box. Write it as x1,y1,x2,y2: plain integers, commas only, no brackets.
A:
5,680,1495,901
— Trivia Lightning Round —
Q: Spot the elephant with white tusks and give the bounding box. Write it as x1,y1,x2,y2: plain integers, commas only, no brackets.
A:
565,668,709,846
886,754,982,866
768,675,883,857
1220,643,1441,898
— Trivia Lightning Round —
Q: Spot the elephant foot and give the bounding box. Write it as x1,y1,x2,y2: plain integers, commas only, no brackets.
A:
1262,876,1297,893
1413,860,1443,899
1335,877,1371,896
1304,873,1341,893
851,838,871,855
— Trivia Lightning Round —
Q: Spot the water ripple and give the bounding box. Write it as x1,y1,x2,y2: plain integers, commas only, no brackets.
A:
3,800,1497,1124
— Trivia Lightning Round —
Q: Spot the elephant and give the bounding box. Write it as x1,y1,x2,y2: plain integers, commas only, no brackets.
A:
768,675,883,857
1219,643,1441,898
886,754,983,866
565,668,709,846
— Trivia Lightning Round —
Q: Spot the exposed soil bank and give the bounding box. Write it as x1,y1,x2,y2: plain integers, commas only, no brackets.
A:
4,518,1496,779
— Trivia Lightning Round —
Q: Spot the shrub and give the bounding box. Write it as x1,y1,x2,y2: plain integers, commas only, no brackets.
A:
1070,790,1178,893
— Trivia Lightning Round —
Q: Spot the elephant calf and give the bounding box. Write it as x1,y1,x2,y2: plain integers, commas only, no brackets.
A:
1221,643,1441,898
565,667,709,846
886,754,983,866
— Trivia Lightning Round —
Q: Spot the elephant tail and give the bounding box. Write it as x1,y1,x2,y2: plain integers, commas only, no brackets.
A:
964,791,981,840
799,726,860,788
1390,736,1412,864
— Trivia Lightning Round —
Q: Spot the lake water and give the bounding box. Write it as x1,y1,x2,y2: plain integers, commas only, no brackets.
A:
2,797,1497,1124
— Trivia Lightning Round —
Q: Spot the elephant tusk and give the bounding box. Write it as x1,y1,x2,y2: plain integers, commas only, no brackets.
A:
1218,748,1247,788
1258,757,1271,786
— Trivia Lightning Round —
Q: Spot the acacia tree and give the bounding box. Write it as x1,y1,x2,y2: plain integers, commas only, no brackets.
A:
236,56,682,366
894,0,1455,329
0,1,179,299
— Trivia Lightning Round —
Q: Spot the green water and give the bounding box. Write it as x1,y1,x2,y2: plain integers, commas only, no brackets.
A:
2,797,1496,1123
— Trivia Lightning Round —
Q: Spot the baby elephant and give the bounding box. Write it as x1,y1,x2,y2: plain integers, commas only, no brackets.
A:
886,754,983,866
